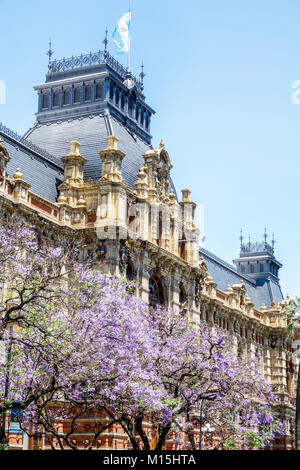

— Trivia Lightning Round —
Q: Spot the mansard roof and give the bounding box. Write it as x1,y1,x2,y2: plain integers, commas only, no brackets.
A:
0,124,63,202
24,113,176,193
199,247,284,309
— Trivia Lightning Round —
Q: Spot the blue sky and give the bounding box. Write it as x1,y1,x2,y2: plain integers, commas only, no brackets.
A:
0,0,299,300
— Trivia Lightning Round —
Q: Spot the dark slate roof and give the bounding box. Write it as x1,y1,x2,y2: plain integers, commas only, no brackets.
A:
24,113,176,192
0,130,63,203
199,247,284,309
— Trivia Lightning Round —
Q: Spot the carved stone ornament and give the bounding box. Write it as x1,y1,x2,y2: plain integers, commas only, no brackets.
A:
268,335,277,349
95,241,106,261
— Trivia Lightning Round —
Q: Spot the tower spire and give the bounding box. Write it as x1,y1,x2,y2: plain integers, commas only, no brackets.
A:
47,39,54,73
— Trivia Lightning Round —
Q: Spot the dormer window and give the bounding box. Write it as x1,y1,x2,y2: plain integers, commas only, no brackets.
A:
85,85,91,102
63,89,70,105
53,91,60,107
42,94,49,109
96,83,103,99
74,87,80,103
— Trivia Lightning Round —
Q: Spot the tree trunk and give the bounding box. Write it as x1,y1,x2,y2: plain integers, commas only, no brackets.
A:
296,363,300,450
155,423,172,451
135,413,150,451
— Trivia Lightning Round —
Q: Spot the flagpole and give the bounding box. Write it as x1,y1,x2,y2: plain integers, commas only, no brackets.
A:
128,0,132,73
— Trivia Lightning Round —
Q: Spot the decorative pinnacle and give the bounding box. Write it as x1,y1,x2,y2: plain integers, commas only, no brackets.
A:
139,62,146,90
271,233,276,251
47,39,54,72
103,27,108,60
239,228,243,249
263,226,268,246
68,141,81,156
106,135,119,150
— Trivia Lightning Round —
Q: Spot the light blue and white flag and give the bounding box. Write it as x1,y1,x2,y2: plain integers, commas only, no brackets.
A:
112,11,131,54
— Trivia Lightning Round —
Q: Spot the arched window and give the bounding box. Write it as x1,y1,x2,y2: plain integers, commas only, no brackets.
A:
149,275,165,308
135,106,139,121
179,232,187,260
63,89,70,105
145,114,149,130
53,91,60,107
179,282,187,305
85,85,92,102
140,110,144,126
42,93,49,109
126,261,135,282
96,83,103,99
121,94,125,109
74,87,81,103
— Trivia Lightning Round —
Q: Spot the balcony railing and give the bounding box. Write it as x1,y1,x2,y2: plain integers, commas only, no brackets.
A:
50,50,143,93
241,242,274,255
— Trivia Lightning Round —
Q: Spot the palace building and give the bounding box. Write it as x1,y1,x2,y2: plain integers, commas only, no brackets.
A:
0,44,296,450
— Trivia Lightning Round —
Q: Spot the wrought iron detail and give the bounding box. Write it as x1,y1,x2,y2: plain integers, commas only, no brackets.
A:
50,50,143,93
241,241,274,255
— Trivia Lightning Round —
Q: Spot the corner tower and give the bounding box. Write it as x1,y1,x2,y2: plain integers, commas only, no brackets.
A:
233,231,282,286
23,45,176,193
34,49,154,144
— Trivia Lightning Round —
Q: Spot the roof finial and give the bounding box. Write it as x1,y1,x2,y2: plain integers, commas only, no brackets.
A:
248,234,251,251
239,228,244,250
139,62,146,90
47,39,54,73
263,226,268,246
103,27,108,60
271,232,276,252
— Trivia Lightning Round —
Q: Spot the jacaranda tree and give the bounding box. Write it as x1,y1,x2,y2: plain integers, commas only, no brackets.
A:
0,216,285,449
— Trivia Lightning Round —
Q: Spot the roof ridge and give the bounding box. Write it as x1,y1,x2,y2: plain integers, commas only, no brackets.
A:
199,247,257,286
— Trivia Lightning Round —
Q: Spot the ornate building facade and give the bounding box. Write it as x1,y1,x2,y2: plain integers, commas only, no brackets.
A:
0,46,297,450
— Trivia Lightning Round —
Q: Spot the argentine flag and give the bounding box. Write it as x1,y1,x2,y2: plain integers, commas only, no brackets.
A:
112,11,131,54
